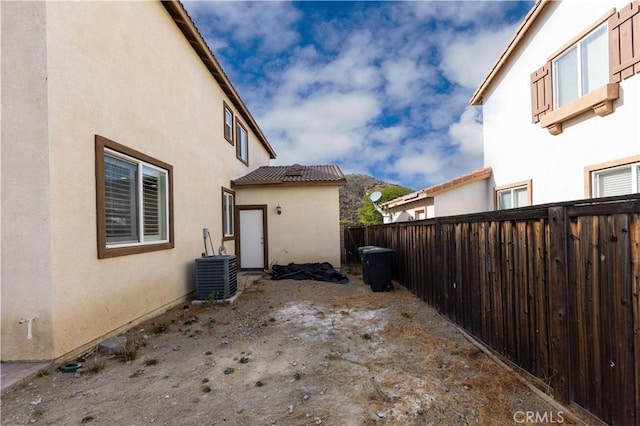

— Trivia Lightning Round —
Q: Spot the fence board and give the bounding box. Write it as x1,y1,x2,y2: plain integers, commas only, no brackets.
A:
631,214,640,425
343,195,639,424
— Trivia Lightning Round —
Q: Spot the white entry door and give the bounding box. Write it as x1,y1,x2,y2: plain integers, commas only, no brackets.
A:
239,209,265,269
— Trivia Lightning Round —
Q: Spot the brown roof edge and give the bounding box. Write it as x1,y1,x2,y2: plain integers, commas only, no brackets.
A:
425,166,492,198
469,0,551,106
232,179,346,189
381,167,493,209
161,1,277,159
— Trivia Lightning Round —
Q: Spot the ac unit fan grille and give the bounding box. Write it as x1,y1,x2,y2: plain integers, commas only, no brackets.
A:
195,255,238,300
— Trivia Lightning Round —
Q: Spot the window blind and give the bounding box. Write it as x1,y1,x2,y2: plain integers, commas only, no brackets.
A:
105,155,138,243
142,165,167,242
597,166,632,196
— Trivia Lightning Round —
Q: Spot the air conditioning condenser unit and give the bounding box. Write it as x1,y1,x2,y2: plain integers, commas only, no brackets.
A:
194,255,238,300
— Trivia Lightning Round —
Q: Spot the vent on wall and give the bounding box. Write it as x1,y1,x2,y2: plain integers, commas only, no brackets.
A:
194,255,238,300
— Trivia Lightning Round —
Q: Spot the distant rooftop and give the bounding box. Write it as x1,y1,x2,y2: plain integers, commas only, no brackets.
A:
232,164,346,187
381,167,492,209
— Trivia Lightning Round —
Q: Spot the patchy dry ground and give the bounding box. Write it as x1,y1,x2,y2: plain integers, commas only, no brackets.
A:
1,272,573,425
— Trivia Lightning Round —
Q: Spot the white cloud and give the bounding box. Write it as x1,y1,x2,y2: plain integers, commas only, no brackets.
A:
263,91,381,165
439,24,519,89
184,1,301,53
449,106,484,159
382,58,435,103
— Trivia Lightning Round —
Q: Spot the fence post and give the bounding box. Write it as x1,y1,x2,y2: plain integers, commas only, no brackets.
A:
548,206,570,403
435,218,444,313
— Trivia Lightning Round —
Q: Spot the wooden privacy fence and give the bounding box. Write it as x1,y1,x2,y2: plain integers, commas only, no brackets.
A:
344,195,640,425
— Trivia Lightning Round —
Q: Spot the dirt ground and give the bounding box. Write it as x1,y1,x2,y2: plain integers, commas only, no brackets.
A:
1,271,574,425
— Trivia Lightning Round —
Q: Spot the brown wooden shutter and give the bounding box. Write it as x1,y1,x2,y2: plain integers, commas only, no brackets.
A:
530,63,552,124
609,1,640,83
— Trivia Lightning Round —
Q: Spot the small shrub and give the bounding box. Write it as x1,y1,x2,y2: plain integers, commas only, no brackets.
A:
36,369,50,377
361,333,372,340
153,323,169,334
223,367,235,375
114,343,139,363
206,293,217,305
202,385,212,393
255,380,264,387
201,378,209,383
81,415,94,423
86,359,105,374
239,357,249,364
143,359,158,366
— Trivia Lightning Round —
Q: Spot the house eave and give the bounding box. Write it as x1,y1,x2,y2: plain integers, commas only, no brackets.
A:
469,0,551,106
161,0,277,159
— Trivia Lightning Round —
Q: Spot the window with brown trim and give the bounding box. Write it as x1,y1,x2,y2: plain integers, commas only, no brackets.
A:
530,2,640,135
223,101,234,144
222,187,235,240
235,120,249,165
95,135,174,259
495,180,532,210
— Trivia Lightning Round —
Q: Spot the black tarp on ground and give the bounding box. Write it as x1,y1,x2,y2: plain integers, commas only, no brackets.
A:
271,262,349,284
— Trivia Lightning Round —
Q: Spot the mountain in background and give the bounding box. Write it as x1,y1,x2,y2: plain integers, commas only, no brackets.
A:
339,174,409,225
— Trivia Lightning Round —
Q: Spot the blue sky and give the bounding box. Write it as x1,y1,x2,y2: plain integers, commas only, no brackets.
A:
184,1,534,190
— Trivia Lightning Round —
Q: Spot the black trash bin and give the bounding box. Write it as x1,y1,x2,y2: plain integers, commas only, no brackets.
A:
357,246,378,285
364,247,396,292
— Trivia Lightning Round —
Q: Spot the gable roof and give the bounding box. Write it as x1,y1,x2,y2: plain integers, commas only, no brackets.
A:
469,0,551,106
162,1,277,159
380,167,492,209
232,165,346,187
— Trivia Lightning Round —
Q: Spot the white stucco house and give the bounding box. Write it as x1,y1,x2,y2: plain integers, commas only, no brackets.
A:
1,1,343,363
384,0,639,220
471,0,640,208
379,167,492,222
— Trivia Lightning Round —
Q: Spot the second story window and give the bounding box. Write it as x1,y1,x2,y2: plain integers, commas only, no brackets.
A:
553,24,608,108
223,102,233,144
236,120,248,165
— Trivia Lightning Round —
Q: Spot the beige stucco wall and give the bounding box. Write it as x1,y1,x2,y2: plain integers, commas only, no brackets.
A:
2,1,272,361
235,186,342,268
1,1,56,360
384,198,434,222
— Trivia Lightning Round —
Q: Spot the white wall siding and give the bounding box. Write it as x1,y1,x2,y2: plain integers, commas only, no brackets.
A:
482,0,640,206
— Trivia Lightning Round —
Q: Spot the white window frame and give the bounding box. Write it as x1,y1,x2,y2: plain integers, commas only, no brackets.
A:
104,148,170,249
222,188,235,239
223,102,233,144
552,23,608,109
592,162,640,197
236,120,249,165
495,181,531,210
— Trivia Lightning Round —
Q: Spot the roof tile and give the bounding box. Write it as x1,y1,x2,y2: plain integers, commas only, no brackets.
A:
232,165,346,187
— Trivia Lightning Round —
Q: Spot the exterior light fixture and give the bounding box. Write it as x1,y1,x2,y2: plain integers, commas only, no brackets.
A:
276,204,282,215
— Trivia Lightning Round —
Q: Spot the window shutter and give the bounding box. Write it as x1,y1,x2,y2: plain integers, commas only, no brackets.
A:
609,1,640,83
530,63,552,123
